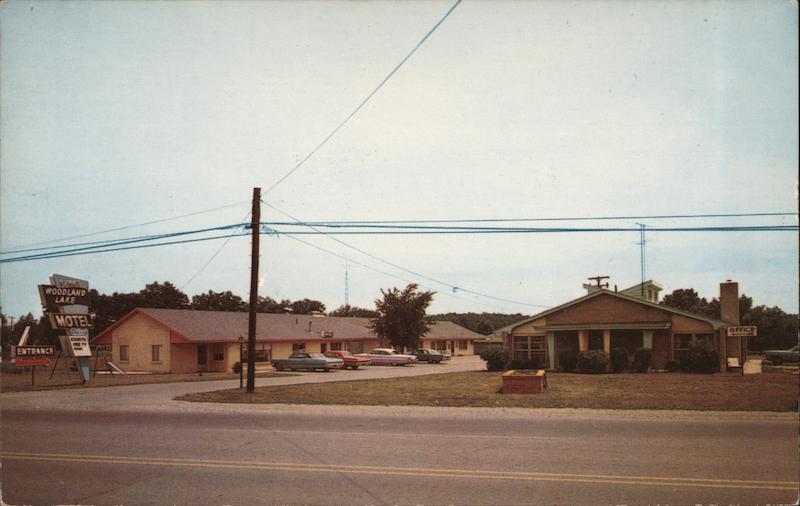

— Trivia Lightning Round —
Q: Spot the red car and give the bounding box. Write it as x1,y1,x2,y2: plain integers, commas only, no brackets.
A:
324,350,372,370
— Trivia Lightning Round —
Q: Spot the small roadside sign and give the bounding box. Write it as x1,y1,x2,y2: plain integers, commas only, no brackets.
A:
13,345,56,357
727,326,757,337
14,357,51,367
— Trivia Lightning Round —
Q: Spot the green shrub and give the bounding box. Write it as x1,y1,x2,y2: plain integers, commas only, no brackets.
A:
479,346,510,372
680,340,720,373
665,360,679,372
232,361,242,374
610,347,630,372
559,350,578,372
633,348,652,373
577,350,609,373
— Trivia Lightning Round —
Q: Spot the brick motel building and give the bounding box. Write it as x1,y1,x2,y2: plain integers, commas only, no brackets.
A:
498,280,746,372
91,309,484,373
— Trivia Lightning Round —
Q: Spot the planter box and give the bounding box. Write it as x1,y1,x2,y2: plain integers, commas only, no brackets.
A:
502,369,546,394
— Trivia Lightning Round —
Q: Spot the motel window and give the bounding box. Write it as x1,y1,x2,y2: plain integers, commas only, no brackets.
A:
513,335,548,365
292,342,306,352
151,345,162,362
213,344,224,361
458,339,468,350
331,342,342,351
119,345,129,362
242,344,271,362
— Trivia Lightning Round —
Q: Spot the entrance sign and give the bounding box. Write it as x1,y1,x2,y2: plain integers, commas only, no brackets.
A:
38,285,91,309
727,326,757,337
13,345,56,357
48,313,95,329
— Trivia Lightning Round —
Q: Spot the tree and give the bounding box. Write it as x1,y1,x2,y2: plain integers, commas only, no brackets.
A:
328,305,379,318
191,290,248,311
290,298,326,315
368,284,434,350
256,296,289,313
662,287,797,351
743,305,798,351
138,281,189,309
660,289,714,317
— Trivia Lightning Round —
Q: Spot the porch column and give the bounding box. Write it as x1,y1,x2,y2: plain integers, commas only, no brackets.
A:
603,330,611,354
546,331,556,370
643,330,653,349
578,330,589,352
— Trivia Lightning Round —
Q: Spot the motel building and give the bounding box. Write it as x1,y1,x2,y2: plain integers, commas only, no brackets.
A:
497,280,747,372
91,308,484,373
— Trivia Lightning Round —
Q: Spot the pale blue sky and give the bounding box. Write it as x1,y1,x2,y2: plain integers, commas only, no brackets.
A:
1,0,797,319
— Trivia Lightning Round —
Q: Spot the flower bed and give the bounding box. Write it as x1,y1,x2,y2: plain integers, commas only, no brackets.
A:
502,369,546,394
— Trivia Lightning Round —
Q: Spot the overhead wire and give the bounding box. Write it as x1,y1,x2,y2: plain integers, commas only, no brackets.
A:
0,200,249,254
262,201,551,308
263,0,463,195
179,211,252,291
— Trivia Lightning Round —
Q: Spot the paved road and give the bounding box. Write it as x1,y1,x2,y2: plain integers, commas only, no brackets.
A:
2,356,798,505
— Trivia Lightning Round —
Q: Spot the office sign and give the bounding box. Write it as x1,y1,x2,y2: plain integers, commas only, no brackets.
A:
38,284,91,308
48,313,95,329
320,331,335,338
13,345,56,357
727,326,757,337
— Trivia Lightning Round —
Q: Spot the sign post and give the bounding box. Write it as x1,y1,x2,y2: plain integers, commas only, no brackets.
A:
11,345,56,386
40,274,93,383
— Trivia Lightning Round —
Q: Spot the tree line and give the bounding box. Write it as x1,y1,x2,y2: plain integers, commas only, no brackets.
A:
659,288,798,351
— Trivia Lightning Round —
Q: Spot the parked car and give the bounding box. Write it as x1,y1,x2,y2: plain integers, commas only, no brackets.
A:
356,348,417,366
764,345,799,365
324,350,372,369
414,349,444,363
272,352,344,371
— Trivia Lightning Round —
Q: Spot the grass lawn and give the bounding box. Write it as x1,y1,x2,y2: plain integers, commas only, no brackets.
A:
177,370,799,411
1,365,287,392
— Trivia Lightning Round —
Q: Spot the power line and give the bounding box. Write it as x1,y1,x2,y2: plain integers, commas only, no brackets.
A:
260,211,797,225
264,225,798,234
180,211,252,291
0,200,249,254
263,0,463,195
275,229,509,309
1,219,796,264
263,202,550,308
0,232,250,264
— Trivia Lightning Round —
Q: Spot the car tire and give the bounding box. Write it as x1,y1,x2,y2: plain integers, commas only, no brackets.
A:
274,364,283,371
771,356,783,365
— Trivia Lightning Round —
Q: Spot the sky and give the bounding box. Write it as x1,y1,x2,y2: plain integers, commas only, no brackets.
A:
1,0,798,321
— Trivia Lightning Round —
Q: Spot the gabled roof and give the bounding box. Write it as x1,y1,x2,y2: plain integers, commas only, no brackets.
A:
494,289,728,335
93,308,486,344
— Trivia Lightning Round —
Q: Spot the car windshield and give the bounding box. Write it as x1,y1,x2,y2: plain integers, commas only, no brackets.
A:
308,353,325,358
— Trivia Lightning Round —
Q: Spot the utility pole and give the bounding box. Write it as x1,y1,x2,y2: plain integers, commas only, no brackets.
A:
247,187,261,397
636,223,646,296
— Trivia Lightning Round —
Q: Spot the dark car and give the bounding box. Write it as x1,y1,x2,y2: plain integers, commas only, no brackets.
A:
764,345,799,365
414,349,444,363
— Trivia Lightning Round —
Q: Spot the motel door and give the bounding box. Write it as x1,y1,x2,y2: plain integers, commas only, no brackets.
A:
197,344,208,371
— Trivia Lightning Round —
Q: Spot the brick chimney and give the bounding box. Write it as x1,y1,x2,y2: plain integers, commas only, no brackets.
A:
719,280,740,325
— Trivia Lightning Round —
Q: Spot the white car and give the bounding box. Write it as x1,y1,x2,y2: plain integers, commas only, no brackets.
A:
356,348,417,366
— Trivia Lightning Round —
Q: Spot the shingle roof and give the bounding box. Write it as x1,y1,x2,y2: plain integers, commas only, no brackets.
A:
494,289,728,335
95,308,486,343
